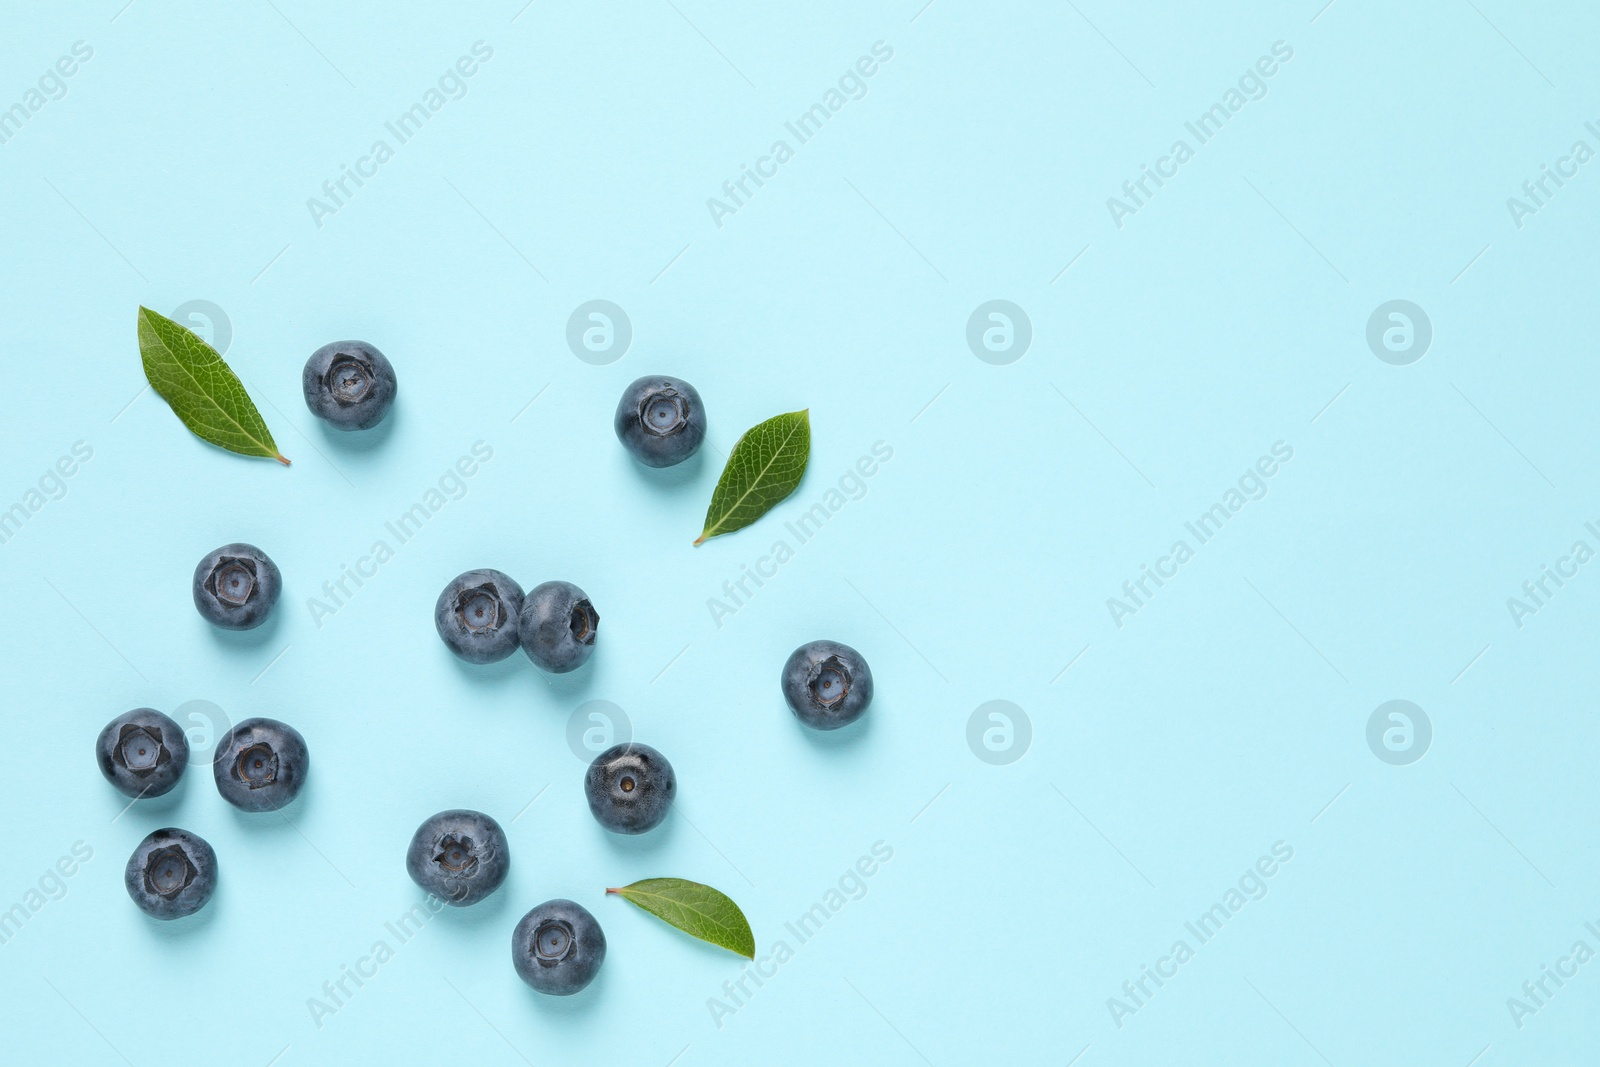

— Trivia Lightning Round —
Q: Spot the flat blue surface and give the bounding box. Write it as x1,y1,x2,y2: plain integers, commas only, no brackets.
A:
1,1,1597,1064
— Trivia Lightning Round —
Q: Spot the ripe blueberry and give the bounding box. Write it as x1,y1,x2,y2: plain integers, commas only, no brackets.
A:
213,717,308,812
435,569,524,664
585,742,674,834
512,899,606,995
96,708,189,799
125,828,217,920
519,581,598,674
614,376,706,467
782,640,873,730
406,809,510,907
302,340,397,430
192,543,281,630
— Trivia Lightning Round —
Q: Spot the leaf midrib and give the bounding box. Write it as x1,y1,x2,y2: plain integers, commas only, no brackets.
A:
142,308,272,453
705,415,806,537
622,887,737,931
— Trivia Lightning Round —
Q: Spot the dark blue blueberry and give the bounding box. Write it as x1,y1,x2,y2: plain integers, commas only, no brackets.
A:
213,717,308,812
519,581,597,674
435,569,524,664
405,809,510,907
192,543,281,630
614,376,706,467
96,708,189,799
585,742,674,834
124,828,217,920
302,340,397,431
512,899,605,995
782,640,873,730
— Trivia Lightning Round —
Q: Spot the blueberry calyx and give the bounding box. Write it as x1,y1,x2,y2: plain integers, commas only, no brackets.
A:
808,656,851,709
569,599,598,644
326,356,374,405
434,834,478,875
457,586,504,632
533,919,574,963
210,557,256,606
144,846,196,898
639,388,690,437
114,724,168,775
233,743,279,789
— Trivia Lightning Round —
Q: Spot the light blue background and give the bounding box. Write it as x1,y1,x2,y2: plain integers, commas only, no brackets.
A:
2,1,1597,1063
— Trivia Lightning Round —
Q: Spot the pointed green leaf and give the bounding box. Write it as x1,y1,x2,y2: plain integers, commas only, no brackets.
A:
137,306,288,464
607,878,755,958
695,409,809,544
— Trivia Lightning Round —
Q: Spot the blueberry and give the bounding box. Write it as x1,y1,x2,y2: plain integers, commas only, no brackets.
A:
406,809,510,906
585,742,674,834
512,899,606,995
435,569,525,664
96,708,189,799
302,340,397,431
192,543,281,630
519,581,598,674
614,376,706,467
213,717,308,812
782,640,873,730
124,828,217,920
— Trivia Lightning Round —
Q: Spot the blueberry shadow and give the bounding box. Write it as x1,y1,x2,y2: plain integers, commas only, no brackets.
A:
594,807,678,854
620,446,706,495
201,606,284,654
535,659,598,703
519,953,608,1018
794,708,874,749
106,778,187,820
226,778,314,833
432,885,511,929
135,883,222,939
447,648,529,690
226,804,300,835
316,400,400,453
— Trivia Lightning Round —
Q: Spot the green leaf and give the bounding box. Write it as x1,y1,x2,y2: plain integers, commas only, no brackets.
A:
137,306,289,465
695,409,809,544
607,878,756,958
